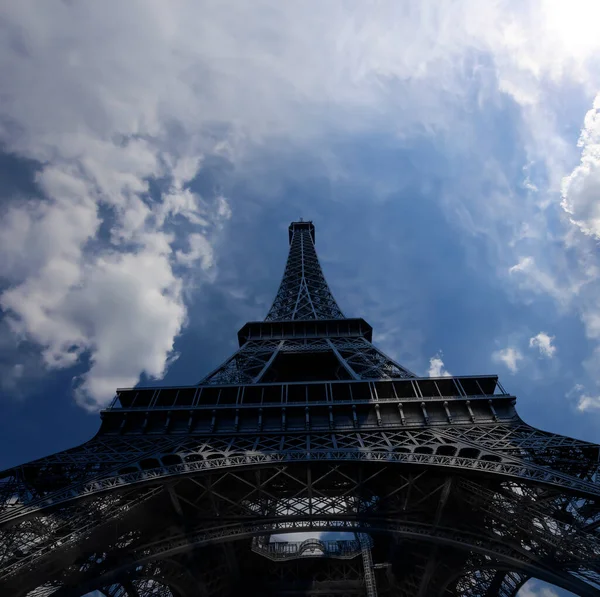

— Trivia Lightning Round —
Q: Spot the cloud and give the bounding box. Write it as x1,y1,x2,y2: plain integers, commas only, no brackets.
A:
581,309,600,340
175,233,215,269
573,392,600,413
561,94,600,240
1,224,188,408
508,256,580,306
565,383,600,413
528,332,556,358
517,580,560,597
582,346,600,387
427,353,452,377
509,256,535,274
0,151,228,409
577,395,600,412
492,347,523,374
0,363,24,394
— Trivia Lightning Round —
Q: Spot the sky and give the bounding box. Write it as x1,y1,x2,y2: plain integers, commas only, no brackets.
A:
2,1,600,595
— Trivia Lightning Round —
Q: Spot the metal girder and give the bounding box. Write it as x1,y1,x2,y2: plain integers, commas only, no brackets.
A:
328,338,414,380
199,336,415,384
266,224,344,322
359,533,377,597
3,221,600,596
447,565,528,597
4,421,599,524
4,424,600,528
3,460,600,596
34,513,600,597
251,535,366,561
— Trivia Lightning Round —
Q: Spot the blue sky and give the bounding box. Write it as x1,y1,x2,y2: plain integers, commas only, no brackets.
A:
2,2,600,595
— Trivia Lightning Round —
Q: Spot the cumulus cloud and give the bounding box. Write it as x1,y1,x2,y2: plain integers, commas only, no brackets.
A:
492,347,523,374
427,353,451,377
0,127,229,409
0,158,228,408
561,94,600,240
528,332,556,358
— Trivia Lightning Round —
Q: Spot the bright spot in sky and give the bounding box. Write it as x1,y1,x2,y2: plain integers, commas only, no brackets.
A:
543,0,600,56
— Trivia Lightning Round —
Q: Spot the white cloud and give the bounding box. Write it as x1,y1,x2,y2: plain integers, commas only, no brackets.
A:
509,256,535,274
576,394,600,412
2,232,188,407
529,332,556,358
176,233,215,269
581,310,600,339
565,383,600,413
2,2,598,164
508,256,580,306
561,94,600,240
492,347,523,374
517,580,560,597
0,147,230,409
427,353,451,377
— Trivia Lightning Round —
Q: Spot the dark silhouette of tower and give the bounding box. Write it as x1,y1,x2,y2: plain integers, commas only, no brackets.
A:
2,220,600,596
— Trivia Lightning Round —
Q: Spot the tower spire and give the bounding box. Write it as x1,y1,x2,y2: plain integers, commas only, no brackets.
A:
200,221,413,384
266,220,344,321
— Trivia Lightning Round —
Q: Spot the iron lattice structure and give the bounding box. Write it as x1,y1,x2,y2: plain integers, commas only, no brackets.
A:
2,221,600,597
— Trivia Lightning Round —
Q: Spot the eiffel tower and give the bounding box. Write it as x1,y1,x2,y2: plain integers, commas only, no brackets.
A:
2,220,600,597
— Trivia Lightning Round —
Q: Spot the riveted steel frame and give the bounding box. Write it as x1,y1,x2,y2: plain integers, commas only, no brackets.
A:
2,221,600,596
266,224,344,322
200,338,415,384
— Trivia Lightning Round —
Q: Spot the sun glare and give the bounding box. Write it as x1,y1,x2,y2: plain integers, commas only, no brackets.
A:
543,0,600,57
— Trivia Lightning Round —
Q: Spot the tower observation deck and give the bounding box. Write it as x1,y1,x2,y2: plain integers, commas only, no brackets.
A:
1,221,600,596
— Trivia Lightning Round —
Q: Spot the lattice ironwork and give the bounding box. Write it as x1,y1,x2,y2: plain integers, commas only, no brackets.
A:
2,221,600,596
200,337,414,384
266,221,345,321
251,535,369,561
